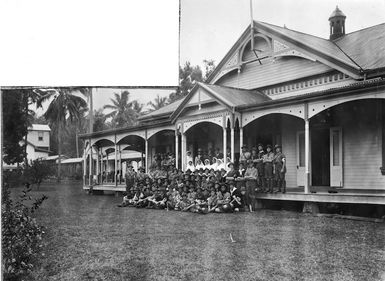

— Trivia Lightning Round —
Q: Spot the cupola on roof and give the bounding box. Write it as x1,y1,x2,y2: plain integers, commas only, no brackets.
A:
329,6,346,19
329,6,346,40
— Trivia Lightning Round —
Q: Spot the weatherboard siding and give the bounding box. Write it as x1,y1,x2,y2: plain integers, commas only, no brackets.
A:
217,57,332,90
343,122,385,190
281,119,300,188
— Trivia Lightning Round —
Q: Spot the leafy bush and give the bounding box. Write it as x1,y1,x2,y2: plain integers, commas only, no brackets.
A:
2,183,48,280
3,160,54,189
28,159,54,188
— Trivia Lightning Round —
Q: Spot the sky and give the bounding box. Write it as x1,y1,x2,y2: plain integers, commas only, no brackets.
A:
180,0,385,69
93,88,175,112
32,87,175,116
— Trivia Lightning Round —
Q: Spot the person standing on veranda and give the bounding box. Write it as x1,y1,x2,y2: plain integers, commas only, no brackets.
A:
125,164,136,193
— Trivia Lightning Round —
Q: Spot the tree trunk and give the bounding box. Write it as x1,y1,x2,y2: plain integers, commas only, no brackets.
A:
57,122,62,182
76,131,79,158
89,88,94,133
24,92,29,168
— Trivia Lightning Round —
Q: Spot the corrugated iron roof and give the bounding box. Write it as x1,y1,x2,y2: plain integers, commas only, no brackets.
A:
199,83,271,108
257,21,359,70
334,23,385,70
29,124,51,131
61,158,83,164
138,98,183,120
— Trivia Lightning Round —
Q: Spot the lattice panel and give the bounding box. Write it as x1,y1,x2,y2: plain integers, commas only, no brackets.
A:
147,125,175,139
116,130,146,143
242,104,305,126
182,114,225,133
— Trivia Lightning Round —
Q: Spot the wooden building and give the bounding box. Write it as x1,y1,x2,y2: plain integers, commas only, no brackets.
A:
80,7,385,206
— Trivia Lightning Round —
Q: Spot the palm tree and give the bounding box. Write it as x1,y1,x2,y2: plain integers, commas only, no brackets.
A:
147,94,168,111
36,88,88,182
103,91,140,128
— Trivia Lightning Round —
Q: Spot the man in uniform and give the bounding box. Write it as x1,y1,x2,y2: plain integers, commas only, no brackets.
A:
255,144,265,191
239,145,251,167
263,144,275,193
125,164,136,193
273,144,287,193
244,160,258,211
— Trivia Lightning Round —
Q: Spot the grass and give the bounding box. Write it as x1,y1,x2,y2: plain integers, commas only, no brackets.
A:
8,181,385,281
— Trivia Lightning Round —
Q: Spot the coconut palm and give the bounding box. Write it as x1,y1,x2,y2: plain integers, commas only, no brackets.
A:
103,91,141,128
147,94,168,111
36,88,88,182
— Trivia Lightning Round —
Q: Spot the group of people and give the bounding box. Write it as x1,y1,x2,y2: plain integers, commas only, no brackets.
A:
119,144,286,213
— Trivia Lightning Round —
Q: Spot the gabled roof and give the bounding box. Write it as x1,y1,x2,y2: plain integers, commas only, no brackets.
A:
61,158,83,164
138,99,183,121
334,23,385,70
256,21,360,71
199,83,271,107
208,20,385,84
171,83,271,121
44,155,69,161
29,124,51,131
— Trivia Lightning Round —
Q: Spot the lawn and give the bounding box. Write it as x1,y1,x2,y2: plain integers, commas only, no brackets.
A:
9,182,385,281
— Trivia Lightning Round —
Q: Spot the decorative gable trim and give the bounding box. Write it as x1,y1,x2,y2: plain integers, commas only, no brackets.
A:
170,83,233,123
207,21,363,85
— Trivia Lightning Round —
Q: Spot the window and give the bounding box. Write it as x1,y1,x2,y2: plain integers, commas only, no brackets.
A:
38,131,44,141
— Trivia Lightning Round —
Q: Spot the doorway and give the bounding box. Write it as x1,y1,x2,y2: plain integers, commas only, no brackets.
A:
311,127,330,186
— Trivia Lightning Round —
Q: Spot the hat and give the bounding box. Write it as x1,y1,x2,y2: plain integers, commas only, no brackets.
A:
241,144,248,149
266,144,272,149
228,162,234,167
274,144,282,149
187,150,191,154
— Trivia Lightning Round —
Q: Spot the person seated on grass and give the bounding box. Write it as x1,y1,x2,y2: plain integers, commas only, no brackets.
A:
177,193,190,211
215,184,232,213
136,187,152,208
239,186,249,212
187,186,196,202
202,188,210,201
207,189,218,212
117,189,135,207
229,181,243,212
166,187,177,210
145,185,158,208
147,188,167,209
123,187,144,207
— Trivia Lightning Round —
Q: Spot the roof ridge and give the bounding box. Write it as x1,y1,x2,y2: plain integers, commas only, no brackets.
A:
331,41,364,71
336,22,385,38
205,83,257,92
256,21,330,42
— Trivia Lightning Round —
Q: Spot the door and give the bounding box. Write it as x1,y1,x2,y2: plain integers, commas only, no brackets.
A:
311,128,330,186
296,131,305,186
330,127,343,187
